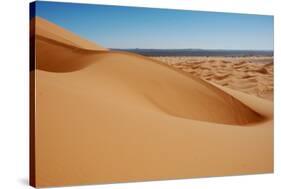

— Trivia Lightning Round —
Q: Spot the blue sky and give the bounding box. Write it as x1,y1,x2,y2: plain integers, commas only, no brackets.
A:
34,1,273,50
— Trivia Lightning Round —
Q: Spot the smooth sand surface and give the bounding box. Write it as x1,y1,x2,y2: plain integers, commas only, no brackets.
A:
152,56,273,100
33,17,273,187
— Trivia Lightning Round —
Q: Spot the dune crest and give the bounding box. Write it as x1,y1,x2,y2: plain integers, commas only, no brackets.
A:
32,17,107,72
32,17,273,187
34,16,107,51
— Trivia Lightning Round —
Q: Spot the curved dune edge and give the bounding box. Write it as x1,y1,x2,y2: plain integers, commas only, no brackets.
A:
33,17,273,187
209,82,273,119
35,41,265,125
33,16,107,51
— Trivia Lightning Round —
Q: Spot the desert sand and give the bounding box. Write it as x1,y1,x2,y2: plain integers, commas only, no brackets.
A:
31,17,273,187
152,56,273,100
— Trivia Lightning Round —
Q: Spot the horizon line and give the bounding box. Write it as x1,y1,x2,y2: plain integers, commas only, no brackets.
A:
110,48,274,51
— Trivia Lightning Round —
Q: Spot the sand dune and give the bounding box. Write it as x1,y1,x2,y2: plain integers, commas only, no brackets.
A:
32,17,273,187
153,56,273,100
33,17,107,72
34,17,107,51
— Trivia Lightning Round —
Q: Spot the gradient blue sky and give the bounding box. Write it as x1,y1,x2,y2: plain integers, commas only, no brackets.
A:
34,1,273,50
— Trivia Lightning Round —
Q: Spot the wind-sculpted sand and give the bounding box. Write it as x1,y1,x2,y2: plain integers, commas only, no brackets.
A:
152,56,273,100
31,17,273,187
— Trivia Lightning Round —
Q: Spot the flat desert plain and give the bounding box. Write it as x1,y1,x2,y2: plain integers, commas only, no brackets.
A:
32,17,273,187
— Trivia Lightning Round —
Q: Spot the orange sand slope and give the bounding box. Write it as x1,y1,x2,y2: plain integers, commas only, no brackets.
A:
33,17,273,187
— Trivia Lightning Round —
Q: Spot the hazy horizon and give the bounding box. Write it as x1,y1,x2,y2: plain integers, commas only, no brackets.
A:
111,48,273,51
34,1,274,51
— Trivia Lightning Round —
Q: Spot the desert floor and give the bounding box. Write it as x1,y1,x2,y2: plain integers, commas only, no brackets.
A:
152,56,273,100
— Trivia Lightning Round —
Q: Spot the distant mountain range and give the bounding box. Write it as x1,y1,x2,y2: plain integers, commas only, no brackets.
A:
111,48,273,57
